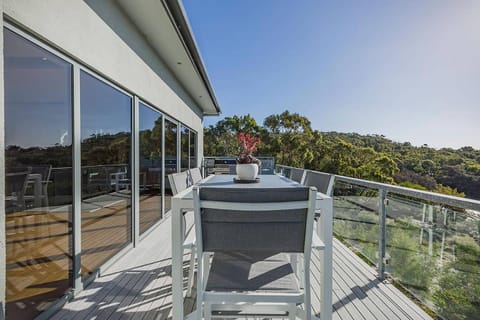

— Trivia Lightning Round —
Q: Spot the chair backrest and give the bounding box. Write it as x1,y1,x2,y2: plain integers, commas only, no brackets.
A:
289,168,305,184
6,170,31,196
30,165,52,182
193,186,317,254
167,171,190,195
189,167,203,184
303,171,335,196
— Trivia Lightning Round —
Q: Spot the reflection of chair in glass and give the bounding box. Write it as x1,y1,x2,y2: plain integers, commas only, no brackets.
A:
168,171,197,297
5,169,31,213
83,166,109,196
145,167,162,192
193,186,318,319
24,165,52,208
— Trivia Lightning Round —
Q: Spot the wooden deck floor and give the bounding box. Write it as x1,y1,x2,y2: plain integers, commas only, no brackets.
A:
52,215,432,320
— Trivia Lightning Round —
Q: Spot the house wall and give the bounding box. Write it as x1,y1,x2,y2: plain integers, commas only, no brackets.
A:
3,0,204,135
1,0,207,317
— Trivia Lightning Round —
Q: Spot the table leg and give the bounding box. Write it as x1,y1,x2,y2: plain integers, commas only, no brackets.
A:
172,201,184,320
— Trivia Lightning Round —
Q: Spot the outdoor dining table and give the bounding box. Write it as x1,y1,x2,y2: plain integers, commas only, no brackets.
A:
171,174,333,320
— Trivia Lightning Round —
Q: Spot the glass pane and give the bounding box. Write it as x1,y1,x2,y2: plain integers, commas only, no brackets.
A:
189,131,197,169
164,119,178,211
4,28,73,319
384,194,480,319
333,182,379,264
139,103,163,234
80,71,132,276
180,126,189,172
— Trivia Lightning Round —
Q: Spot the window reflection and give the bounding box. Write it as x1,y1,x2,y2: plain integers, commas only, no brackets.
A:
190,131,197,169
164,120,178,211
4,28,73,319
139,103,163,234
181,126,189,172
80,71,132,276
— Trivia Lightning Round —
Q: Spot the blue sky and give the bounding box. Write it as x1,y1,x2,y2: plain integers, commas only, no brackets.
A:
183,0,480,149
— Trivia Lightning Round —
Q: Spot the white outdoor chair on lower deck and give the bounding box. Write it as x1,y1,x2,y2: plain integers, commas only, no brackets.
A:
193,186,320,319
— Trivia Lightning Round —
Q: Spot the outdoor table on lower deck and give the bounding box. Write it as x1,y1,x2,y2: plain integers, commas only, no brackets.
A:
171,174,333,320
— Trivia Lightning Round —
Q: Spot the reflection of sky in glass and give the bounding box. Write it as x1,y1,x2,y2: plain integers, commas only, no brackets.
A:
4,29,72,148
139,102,162,131
80,72,131,140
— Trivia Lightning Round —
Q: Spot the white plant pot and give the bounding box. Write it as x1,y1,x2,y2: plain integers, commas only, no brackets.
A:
236,163,259,180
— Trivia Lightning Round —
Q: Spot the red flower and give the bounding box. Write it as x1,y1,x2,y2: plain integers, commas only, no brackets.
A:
237,133,261,164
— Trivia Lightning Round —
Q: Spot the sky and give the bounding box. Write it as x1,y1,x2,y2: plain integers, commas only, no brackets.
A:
183,0,480,149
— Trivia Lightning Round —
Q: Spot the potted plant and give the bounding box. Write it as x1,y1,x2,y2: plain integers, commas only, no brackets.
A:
236,132,261,180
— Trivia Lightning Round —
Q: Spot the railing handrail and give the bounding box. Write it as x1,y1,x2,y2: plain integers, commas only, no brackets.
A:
275,164,480,211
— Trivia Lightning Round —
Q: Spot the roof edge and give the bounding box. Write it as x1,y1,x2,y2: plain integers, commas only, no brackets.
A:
162,0,221,115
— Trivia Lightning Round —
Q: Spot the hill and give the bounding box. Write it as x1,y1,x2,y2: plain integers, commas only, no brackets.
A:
204,112,480,200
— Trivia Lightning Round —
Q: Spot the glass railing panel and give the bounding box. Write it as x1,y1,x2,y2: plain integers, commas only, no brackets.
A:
333,181,379,265
384,194,437,301
385,192,480,319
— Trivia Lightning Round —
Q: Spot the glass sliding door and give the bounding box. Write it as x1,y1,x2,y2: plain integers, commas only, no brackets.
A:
138,103,163,234
190,131,197,169
180,126,189,172
4,28,73,319
80,71,132,276
164,119,178,211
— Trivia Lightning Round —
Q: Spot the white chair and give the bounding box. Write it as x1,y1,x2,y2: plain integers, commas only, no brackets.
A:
189,167,203,185
193,186,320,319
168,171,197,297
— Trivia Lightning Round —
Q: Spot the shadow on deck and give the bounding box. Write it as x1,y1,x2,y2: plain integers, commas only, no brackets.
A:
52,215,432,320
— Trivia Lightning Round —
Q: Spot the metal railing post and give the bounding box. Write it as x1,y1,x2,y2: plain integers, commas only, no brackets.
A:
378,189,387,280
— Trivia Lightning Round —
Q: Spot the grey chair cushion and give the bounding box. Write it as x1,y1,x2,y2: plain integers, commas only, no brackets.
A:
189,168,203,184
168,171,190,195
199,187,310,253
206,251,299,293
303,171,332,194
289,168,305,183
202,209,306,252
199,187,309,203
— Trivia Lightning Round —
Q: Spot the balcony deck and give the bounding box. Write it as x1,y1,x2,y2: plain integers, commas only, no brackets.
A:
52,214,432,320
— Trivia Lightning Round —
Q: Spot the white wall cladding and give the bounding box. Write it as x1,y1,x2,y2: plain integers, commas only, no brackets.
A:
3,0,204,134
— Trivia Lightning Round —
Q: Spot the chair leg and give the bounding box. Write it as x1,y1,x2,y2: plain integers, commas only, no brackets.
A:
196,253,204,320
204,302,212,320
186,246,196,297
304,263,312,320
202,253,210,290
288,303,297,320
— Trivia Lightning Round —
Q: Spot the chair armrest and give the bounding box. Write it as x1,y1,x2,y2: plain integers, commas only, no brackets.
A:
311,232,325,250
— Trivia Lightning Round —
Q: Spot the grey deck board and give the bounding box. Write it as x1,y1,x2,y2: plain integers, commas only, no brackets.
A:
52,215,433,320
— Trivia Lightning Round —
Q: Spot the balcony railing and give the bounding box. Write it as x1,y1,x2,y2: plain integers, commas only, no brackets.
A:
276,164,480,320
